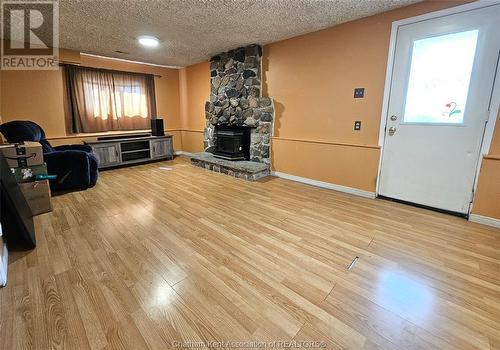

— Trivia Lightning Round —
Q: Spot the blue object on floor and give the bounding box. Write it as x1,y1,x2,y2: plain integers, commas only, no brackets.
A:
0,120,99,192
35,174,58,181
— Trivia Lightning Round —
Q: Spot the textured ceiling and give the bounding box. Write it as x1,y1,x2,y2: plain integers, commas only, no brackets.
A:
3,0,421,67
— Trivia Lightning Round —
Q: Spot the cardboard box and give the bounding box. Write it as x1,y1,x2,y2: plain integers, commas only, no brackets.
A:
18,180,52,216
10,163,48,183
0,142,44,167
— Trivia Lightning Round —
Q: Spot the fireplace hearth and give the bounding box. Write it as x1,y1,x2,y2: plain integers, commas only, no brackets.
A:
213,125,250,161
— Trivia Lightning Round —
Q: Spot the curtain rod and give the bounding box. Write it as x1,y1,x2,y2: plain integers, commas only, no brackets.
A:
59,62,162,78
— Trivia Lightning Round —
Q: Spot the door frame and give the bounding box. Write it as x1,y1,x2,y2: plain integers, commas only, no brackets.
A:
376,0,500,216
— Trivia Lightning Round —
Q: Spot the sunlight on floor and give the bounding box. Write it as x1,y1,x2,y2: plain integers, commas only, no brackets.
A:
376,270,434,321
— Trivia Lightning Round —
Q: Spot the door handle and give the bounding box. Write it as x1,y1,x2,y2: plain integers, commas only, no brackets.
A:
388,127,396,136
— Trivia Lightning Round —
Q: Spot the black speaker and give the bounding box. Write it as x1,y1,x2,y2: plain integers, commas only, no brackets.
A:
151,118,164,136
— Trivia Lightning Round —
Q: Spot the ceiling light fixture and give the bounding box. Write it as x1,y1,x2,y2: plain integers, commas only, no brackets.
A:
137,36,159,48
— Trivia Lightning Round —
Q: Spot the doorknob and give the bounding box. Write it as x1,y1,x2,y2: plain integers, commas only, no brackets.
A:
390,115,398,121
388,127,396,136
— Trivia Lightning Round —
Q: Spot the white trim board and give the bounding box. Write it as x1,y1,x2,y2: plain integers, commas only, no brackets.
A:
79,53,183,69
469,214,500,229
175,151,194,157
0,223,7,287
272,171,376,199
0,244,7,287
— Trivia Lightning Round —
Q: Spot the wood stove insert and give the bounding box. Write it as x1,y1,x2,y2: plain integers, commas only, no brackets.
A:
213,125,251,161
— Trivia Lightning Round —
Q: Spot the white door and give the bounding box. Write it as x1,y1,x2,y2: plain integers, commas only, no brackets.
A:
378,5,500,214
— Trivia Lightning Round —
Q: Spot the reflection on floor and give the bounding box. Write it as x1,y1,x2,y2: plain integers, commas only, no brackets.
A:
1,156,499,350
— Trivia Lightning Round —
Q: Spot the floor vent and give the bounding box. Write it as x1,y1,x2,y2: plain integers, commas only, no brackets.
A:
347,256,359,271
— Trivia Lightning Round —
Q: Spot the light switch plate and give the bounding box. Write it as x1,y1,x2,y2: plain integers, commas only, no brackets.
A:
354,121,361,130
354,88,365,98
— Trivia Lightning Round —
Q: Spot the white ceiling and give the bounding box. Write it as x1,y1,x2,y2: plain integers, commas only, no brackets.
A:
7,0,421,67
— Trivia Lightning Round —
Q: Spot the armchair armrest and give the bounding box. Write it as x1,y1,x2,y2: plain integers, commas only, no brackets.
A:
44,150,91,191
54,144,93,153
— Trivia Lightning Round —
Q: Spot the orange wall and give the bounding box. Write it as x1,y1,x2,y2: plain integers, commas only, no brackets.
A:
489,107,500,153
472,106,500,219
271,140,380,192
2,64,67,137
0,48,182,151
473,158,500,219
179,61,210,131
178,61,209,153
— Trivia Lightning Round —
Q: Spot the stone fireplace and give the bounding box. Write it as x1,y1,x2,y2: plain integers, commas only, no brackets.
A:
191,44,275,180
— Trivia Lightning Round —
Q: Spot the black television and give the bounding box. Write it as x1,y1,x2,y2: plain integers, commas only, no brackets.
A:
0,153,36,250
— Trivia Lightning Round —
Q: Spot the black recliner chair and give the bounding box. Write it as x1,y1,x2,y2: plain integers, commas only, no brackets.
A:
0,120,98,192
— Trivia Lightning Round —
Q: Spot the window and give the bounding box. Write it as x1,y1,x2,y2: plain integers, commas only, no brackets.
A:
403,30,479,124
66,65,157,133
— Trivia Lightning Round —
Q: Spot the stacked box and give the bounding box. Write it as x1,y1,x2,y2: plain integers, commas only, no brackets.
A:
18,180,52,216
0,142,43,167
0,142,52,216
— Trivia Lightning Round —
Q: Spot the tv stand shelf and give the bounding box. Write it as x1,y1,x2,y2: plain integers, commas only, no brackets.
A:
121,148,150,153
84,135,173,169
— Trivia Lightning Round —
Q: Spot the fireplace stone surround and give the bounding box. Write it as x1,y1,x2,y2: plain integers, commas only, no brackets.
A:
191,44,275,180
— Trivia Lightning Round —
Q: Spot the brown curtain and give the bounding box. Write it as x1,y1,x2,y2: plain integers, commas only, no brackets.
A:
66,65,157,133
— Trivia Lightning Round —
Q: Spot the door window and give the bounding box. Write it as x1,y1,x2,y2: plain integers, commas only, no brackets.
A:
403,30,479,124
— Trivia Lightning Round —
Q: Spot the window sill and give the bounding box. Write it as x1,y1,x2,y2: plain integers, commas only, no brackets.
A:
47,129,153,140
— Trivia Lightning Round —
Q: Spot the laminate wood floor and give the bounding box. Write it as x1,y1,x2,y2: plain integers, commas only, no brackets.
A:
1,156,499,350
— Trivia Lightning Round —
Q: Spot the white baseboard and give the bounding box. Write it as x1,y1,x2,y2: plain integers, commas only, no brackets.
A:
175,151,194,157
272,171,376,199
0,238,7,287
469,214,500,229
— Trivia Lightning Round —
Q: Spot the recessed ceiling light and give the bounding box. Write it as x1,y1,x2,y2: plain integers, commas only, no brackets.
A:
137,36,159,48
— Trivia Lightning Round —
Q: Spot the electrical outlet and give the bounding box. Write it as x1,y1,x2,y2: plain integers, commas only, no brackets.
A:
354,121,361,130
354,88,365,98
